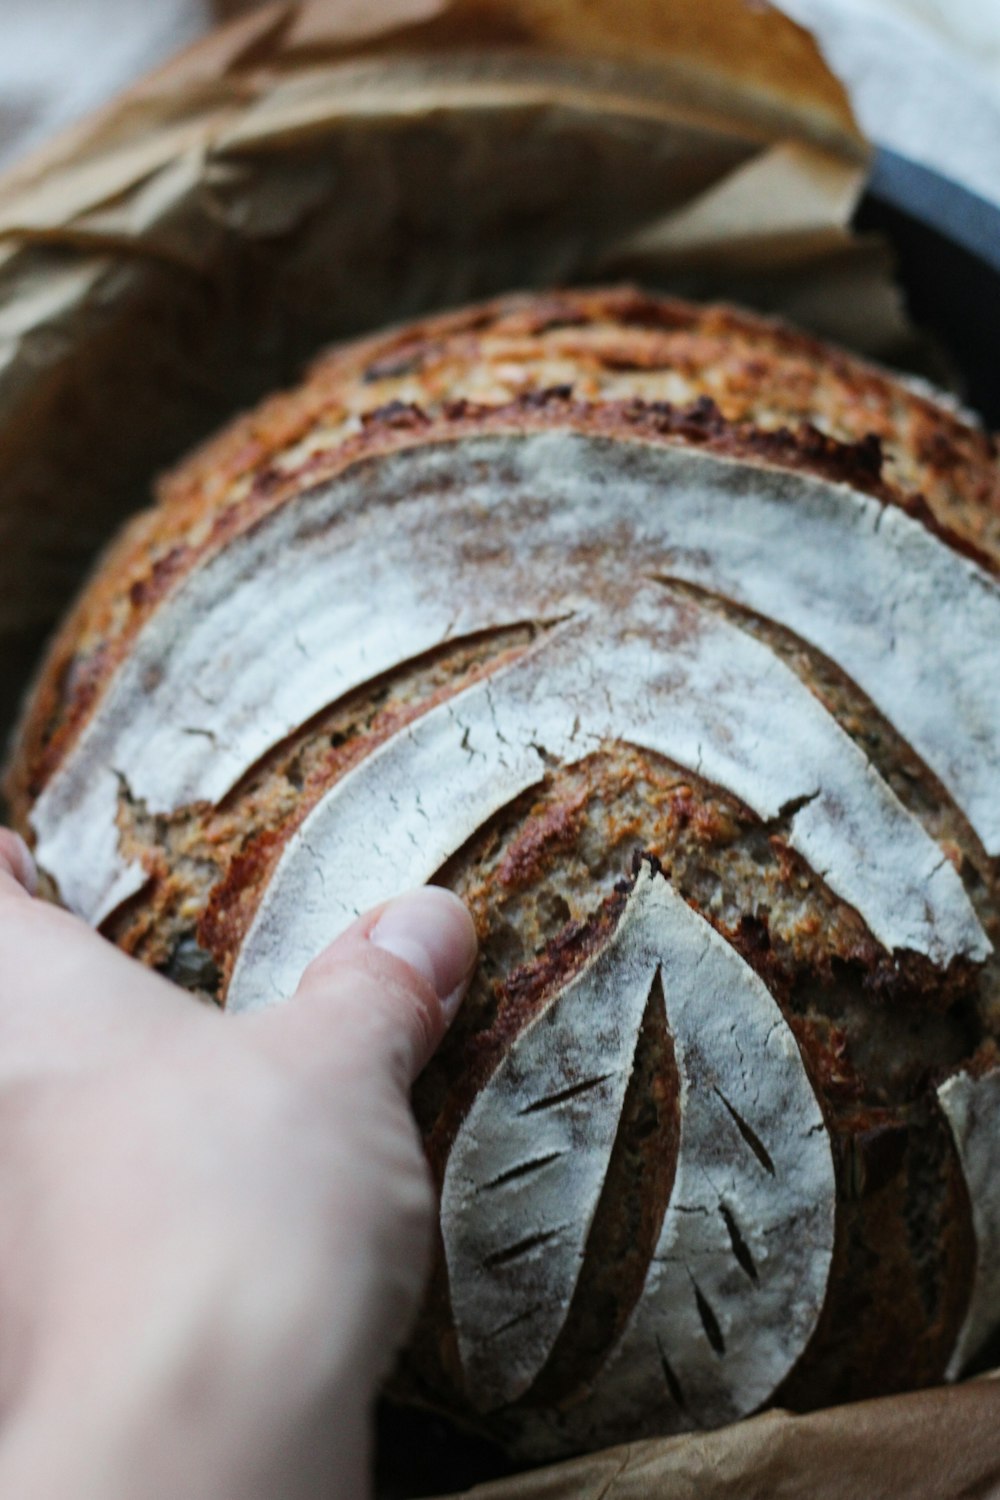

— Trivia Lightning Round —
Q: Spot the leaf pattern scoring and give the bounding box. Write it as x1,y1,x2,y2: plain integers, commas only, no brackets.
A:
441,864,836,1437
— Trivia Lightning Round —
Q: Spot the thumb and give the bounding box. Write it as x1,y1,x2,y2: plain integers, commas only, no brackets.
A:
244,886,478,1091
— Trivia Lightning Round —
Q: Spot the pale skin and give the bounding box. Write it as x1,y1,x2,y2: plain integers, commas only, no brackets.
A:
0,827,478,1499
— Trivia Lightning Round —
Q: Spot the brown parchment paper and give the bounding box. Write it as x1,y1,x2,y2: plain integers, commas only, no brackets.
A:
2,5,996,1497
0,0,887,726
428,1375,1000,1500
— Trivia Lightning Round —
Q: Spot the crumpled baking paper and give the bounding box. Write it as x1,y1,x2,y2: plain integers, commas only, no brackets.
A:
0,0,878,698
425,1374,1000,1500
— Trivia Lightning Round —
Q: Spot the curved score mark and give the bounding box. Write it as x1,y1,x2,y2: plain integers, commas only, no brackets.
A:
227,583,985,1014
32,432,1000,934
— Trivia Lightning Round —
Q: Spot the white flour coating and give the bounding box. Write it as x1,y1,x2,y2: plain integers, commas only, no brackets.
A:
226,585,985,1013
28,469,575,924
439,872,659,1410
937,1068,1000,1379
443,867,834,1433
31,435,994,961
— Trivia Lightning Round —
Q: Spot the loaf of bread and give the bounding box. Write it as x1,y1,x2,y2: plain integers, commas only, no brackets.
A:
6,287,1000,1456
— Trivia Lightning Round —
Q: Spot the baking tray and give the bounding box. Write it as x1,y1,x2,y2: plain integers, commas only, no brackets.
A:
858,146,1000,424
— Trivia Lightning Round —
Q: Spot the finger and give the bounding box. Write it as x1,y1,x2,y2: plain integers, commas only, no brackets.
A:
246,887,478,1091
0,830,38,900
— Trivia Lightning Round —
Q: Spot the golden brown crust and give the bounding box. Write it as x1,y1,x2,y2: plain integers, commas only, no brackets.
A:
10,287,1000,820
159,285,1000,538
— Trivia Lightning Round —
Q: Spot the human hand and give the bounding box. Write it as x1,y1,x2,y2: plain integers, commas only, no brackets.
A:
0,828,477,1500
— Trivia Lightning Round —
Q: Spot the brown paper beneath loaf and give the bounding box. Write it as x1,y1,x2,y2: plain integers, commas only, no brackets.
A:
428,1376,1000,1500
2,3,998,1496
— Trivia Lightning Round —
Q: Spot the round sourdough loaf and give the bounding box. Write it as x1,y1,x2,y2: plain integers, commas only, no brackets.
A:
6,287,1000,1456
